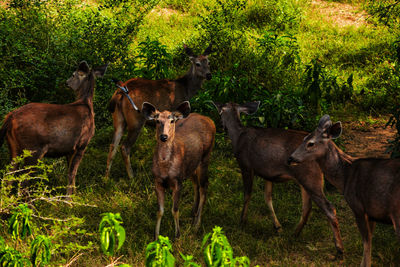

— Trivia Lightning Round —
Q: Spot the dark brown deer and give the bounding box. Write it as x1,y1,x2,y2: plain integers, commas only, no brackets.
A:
141,101,216,239
105,44,213,179
288,115,400,267
0,61,108,195
213,102,344,255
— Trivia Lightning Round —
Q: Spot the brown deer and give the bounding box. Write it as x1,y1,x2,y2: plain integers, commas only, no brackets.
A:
288,115,400,267
141,101,216,239
0,61,108,195
213,102,344,255
105,44,213,179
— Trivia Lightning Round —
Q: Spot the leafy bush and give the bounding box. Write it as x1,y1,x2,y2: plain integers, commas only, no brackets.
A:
99,212,126,257
202,226,250,267
145,235,175,267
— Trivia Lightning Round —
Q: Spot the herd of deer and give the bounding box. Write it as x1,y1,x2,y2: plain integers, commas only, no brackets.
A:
0,44,399,266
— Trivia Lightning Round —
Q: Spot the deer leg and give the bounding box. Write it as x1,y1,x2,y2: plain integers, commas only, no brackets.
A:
355,214,373,267
191,168,200,218
105,113,126,178
121,118,145,179
171,179,181,238
393,217,400,242
264,181,282,231
294,186,312,236
66,148,85,195
154,180,165,240
193,163,209,229
305,186,344,256
240,169,254,225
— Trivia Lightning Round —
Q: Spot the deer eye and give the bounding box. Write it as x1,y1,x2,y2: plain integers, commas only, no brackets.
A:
155,120,160,124
171,120,175,123
195,62,201,67
307,142,315,148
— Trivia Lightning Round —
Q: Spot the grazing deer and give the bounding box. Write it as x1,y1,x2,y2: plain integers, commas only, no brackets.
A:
288,115,400,267
0,61,108,195
213,102,345,255
105,44,213,179
141,101,216,239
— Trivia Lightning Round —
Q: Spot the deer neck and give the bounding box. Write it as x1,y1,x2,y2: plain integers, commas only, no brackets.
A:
156,139,176,164
223,113,244,155
77,72,95,112
317,141,353,194
176,65,204,100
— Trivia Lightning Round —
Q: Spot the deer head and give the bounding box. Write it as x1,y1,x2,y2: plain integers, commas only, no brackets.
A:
184,43,213,80
212,101,260,130
288,115,342,165
66,61,108,92
142,101,191,143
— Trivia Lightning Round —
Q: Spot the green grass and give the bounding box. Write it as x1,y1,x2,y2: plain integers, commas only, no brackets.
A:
2,124,395,266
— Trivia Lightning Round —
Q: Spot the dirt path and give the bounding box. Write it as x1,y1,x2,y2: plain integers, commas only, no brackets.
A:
311,0,368,27
341,119,397,158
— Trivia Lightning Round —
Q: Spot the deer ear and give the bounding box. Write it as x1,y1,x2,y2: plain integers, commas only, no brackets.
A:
317,115,332,133
211,101,224,114
78,61,90,74
141,102,157,120
329,122,342,139
238,101,260,115
93,63,109,78
203,42,213,56
174,101,191,120
183,44,196,57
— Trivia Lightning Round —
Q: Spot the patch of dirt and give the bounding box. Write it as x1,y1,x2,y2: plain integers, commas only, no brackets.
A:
341,119,396,158
311,0,368,27
150,7,180,17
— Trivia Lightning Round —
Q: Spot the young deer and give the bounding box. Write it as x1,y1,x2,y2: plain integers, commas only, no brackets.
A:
289,115,400,267
212,102,328,238
0,61,108,195
106,44,213,179
142,101,216,239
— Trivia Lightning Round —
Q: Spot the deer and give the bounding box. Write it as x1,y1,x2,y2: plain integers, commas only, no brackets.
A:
141,101,216,240
288,115,400,267
105,44,213,179
0,61,108,195
213,102,345,256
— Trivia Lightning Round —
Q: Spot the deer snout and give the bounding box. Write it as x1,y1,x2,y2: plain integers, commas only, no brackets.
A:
160,134,168,142
287,156,299,166
206,73,212,80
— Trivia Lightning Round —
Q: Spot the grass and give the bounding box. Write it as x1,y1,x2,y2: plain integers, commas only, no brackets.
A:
1,124,398,266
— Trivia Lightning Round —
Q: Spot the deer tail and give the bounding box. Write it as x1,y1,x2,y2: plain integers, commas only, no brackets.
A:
108,79,124,113
0,115,11,147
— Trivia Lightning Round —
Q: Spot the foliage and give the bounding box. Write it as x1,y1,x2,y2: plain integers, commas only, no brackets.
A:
99,212,126,257
0,153,95,265
145,235,175,267
180,252,201,267
30,235,51,267
0,245,30,267
303,58,354,114
366,0,400,29
134,37,173,79
202,226,250,267
386,107,400,158
8,204,33,240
